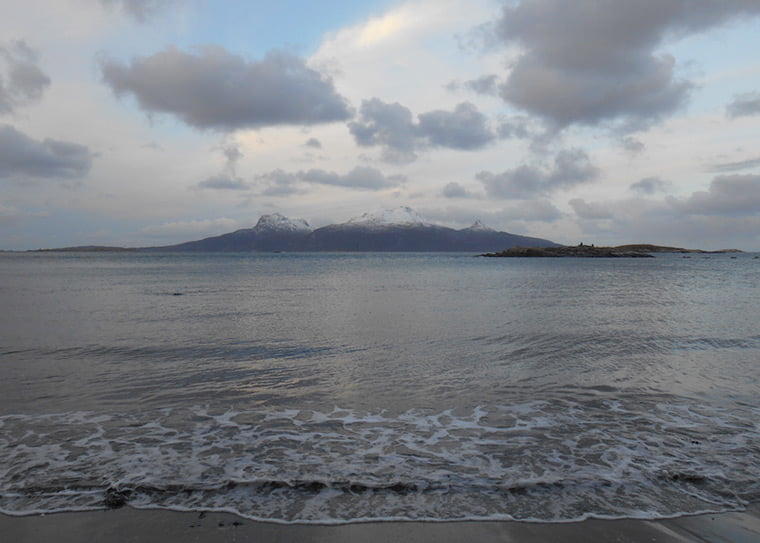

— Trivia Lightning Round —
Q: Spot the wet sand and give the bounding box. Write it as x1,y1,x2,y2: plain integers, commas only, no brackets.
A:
3,503,760,543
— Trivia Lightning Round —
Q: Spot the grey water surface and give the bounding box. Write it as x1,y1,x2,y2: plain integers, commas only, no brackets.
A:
1,251,759,522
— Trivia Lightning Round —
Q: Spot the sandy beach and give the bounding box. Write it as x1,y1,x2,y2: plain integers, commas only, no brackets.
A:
3,504,760,543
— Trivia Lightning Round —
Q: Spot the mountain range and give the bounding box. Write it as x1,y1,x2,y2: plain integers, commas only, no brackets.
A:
143,207,558,252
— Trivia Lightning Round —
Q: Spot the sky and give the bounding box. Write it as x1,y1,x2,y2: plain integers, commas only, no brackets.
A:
1,0,760,251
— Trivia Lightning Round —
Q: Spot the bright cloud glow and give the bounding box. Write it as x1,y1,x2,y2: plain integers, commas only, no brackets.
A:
356,13,409,47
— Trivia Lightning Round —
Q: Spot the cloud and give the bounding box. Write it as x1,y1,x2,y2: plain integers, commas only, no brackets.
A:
461,74,500,96
0,124,93,179
301,166,405,190
496,116,532,139
348,98,418,163
221,143,243,167
668,174,760,216
197,174,248,190
726,92,760,118
100,46,352,131
630,176,670,194
99,0,171,22
476,148,597,199
257,166,405,195
258,169,303,197
707,156,760,173
490,1,760,131
0,41,51,115
304,137,322,149
442,181,478,198
418,102,496,150
569,198,614,219
621,136,645,154
418,199,563,229
348,98,500,163
196,143,249,190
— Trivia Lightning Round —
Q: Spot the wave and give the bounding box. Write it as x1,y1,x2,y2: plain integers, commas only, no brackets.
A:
2,400,759,523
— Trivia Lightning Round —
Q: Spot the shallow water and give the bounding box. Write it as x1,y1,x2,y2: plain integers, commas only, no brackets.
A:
1,252,759,522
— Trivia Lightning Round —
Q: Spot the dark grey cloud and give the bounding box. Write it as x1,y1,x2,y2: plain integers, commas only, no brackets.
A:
442,181,479,199
100,47,352,131
0,124,93,179
258,166,404,195
630,176,669,194
726,92,760,118
0,41,51,115
708,156,760,173
418,102,495,150
491,1,760,131
668,174,760,216
496,116,532,139
569,198,614,219
464,74,500,96
348,98,418,163
349,98,502,163
304,137,322,149
621,136,645,154
221,144,243,167
476,148,597,199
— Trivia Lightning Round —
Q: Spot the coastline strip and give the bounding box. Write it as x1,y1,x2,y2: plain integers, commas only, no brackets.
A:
2,504,759,543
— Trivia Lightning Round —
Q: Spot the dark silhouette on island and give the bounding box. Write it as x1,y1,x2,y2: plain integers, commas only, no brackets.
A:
482,243,743,258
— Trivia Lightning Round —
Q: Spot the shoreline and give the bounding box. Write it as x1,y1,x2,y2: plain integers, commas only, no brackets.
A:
3,504,759,542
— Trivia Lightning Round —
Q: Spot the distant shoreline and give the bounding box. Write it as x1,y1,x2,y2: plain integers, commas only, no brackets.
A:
482,244,744,258
6,243,748,255
27,246,137,253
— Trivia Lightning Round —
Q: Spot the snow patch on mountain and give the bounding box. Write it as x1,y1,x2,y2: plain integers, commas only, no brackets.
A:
462,220,494,232
253,213,310,232
346,206,431,228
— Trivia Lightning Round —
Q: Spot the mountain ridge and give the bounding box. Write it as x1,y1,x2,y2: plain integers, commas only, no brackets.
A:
142,207,559,252
28,207,560,253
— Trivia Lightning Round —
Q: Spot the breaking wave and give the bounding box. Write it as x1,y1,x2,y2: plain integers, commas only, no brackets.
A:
2,399,759,523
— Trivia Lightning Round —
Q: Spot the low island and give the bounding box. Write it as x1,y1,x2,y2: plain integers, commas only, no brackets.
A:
482,244,743,258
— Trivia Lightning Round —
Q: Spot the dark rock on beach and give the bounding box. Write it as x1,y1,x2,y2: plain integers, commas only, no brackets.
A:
103,487,131,509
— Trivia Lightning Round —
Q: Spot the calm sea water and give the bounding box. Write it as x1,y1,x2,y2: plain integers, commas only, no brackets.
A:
1,251,759,523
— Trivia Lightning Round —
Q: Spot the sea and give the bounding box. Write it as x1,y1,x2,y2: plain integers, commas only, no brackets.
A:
1,251,759,524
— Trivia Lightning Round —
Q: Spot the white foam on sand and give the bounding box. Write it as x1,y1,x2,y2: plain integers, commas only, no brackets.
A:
2,399,759,523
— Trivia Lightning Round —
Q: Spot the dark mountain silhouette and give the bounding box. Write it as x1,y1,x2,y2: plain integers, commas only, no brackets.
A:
143,208,558,252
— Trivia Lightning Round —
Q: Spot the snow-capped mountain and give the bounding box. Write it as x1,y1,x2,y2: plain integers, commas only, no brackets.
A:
253,213,310,233
146,208,558,252
346,206,431,228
